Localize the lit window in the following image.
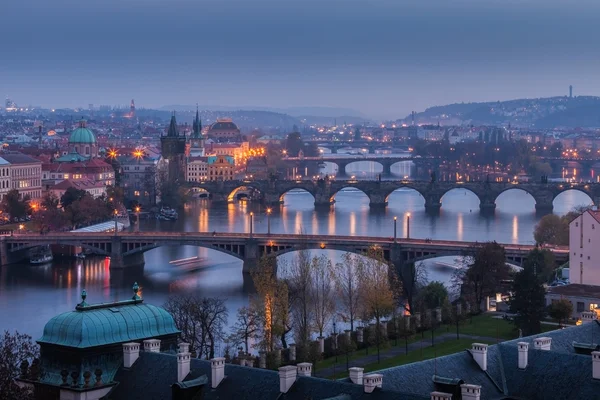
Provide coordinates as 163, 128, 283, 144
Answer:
134, 191, 140, 196
591, 304, 598, 311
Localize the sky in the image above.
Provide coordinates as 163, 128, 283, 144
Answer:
1, 0, 600, 119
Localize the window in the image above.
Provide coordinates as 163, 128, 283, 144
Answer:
577, 302, 585, 312
134, 191, 140, 196
576, 222, 579, 227
590, 304, 598, 311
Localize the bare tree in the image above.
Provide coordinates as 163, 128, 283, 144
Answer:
230, 306, 260, 354
397, 261, 428, 315
284, 250, 314, 346
0, 331, 39, 400
311, 255, 336, 339
334, 253, 362, 331
163, 295, 228, 359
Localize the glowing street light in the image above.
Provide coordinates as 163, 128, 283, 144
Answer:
266, 208, 272, 235
135, 206, 141, 232
406, 213, 411, 239
393, 216, 397, 243
249, 212, 254, 238
113, 209, 119, 235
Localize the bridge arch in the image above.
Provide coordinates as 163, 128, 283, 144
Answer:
227, 185, 262, 202
493, 187, 539, 212
439, 187, 483, 210
278, 187, 317, 203
328, 185, 370, 203
384, 185, 427, 203
342, 160, 384, 175
552, 187, 594, 211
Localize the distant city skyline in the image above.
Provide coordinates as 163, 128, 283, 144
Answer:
2, 0, 600, 119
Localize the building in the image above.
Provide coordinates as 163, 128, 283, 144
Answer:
187, 108, 205, 157
186, 156, 208, 182
160, 114, 187, 184
17, 291, 600, 400
118, 150, 164, 205
42, 159, 115, 188
56, 119, 99, 161
546, 284, 600, 318
208, 155, 235, 181
49, 179, 107, 200
568, 209, 600, 285
1, 152, 42, 200
206, 118, 241, 141
0, 157, 11, 201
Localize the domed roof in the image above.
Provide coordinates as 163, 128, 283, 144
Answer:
38, 291, 179, 349
209, 118, 239, 131
69, 120, 97, 144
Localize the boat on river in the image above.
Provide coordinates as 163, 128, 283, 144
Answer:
30, 245, 53, 265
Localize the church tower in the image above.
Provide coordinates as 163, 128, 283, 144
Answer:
161, 113, 187, 184
188, 106, 205, 157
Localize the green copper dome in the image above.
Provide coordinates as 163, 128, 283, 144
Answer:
69, 120, 97, 144
38, 297, 180, 349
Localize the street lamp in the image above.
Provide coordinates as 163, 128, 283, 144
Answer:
393, 216, 397, 243
406, 213, 411, 239
135, 206, 141, 232
249, 212, 254, 238
113, 209, 119, 235
266, 208, 272, 235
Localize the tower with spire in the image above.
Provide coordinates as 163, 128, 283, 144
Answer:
161, 113, 187, 184
188, 106, 205, 157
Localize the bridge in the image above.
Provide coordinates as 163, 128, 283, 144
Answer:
0, 232, 568, 272
280, 155, 433, 176
187, 179, 600, 213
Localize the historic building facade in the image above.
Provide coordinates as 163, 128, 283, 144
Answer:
160, 114, 186, 184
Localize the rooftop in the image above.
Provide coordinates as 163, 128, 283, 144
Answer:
0, 152, 42, 164
547, 283, 600, 298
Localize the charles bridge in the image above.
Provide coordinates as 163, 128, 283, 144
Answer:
0, 232, 568, 271
186, 179, 600, 213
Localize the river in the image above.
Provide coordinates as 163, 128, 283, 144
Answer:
0, 166, 593, 342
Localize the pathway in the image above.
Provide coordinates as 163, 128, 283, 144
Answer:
314, 333, 500, 378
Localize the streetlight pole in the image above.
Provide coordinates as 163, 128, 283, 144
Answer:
393, 216, 397, 242
135, 206, 141, 233
406, 213, 411, 239
113, 209, 118, 236
249, 212, 254, 238
266, 208, 272, 235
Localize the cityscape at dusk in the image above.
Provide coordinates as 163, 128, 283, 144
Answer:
2, 1, 600, 400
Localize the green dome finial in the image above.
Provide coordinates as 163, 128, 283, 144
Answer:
77, 289, 89, 308
132, 282, 141, 301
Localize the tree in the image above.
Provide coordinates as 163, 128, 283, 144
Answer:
285, 132, 304, 157
285, 250, 314, 346
0, 331, 39, 400
60, 187, 87, 209
356, 247, 401, 362
510, 254, 547, 335
1, 190, 31, 220
230, 306, 260, 354
524, 247, 556, 283
397, 261, 428, 314
417, 281, 449, 310
334, 253, 362, 331
548, 299, 573, 328
163, 295, 228, 359
354, 126, 361, 141
40, 192, 59, 209
455, 242, 509, 313
311, 255, 335, 339
534, 214, 568, 246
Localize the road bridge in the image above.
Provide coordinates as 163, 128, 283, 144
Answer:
280, 155, 435, 176
186, 179, 600, 213
0, 232, 567, 272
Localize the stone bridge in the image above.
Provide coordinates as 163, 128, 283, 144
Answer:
281, 156, 436, 176
185, 179, 600, 213
0, 232, 567, 272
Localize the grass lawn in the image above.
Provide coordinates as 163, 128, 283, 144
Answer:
328, 338, 495, 379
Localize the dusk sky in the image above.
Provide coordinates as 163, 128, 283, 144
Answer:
2, 0, 600, 119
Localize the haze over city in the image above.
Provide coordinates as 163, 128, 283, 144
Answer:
3, 0, 600, 118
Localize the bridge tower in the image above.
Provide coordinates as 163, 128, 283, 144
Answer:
161, 113, 187, 185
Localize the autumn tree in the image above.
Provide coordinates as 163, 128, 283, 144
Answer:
60, 187, 87, 209
229, 306, 260, 354
311, 255, 336, 339
534, 214, 569, 246
1, 190, 31, 220
397, 261, 428, 315
334, 253, 362, 331
455, 242, 509, 313
416, 281, 449, 311
356, 247, 401, 362
284, 250, 314, 346
0, 331, 39, 400
548, 299, 573, 328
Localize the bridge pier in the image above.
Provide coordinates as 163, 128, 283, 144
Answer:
263, 192, 283, 207
242, 238, 260, 275
381, 162, 392, 177
535, 203, 554, 215
368, 192, 388, 209
479, 201, 496, 213
110, 252, 145, 269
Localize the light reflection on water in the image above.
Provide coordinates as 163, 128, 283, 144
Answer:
0, 187, 592, 338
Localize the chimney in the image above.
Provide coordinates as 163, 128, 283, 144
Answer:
143, 339, 161, 353
517, 342, 529, 369
581, 311, 597, 324
363, 374, 383, 393
278, 365, 297, 393
431, 392, 453, 400
533, 337, 552, 351
471, 343, 488, 371
461, 384, 481, 400
297, 362, 312, 377
177, 345, 191, 383
592, 351, 600, 379
211, 357, 226, 388
349, 367, 364, 385
122, 342, 140, 368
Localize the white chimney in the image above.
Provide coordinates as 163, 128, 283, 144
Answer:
431, 391, 453, 400
122, 342, 140, 368
592, 351, 600, 379
143, 339, 161, 353
278, 365, 297, 393
363, 374, 383, 393
517, 342, 529, 369
211, 357, 226, 388
177, 347, 191, 383
461, 384, 481, 400
297, 362, 312, 377
582, 311, 597, 324
533, 337, 552, 351
471, 343, 488, 371
349, 367, 364, 385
